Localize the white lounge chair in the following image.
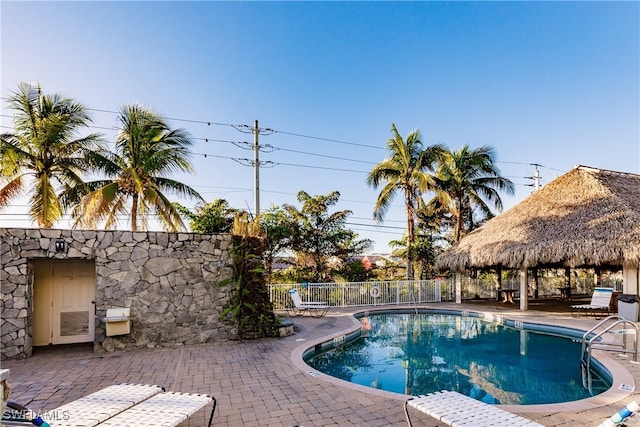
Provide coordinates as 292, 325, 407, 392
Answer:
288, 289, 330, 318
404, 390, 544, 426
51, 383, 215, 427
571, 287, 614, 319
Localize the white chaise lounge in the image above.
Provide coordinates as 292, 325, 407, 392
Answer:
288, 289, 330, 318
404, 390, 544, 427
571, 287, 614, 319
51, 383, 215, 427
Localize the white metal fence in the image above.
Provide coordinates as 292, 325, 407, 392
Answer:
267, 280, 443, 310
267, 272, 622, 310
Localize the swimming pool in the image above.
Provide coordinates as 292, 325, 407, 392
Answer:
304, 311, 612, 405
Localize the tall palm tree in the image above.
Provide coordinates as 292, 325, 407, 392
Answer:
0, 82, 103, 227
427, 144, 515, 242
71, 104, 204, 231
367, 123, 446, 280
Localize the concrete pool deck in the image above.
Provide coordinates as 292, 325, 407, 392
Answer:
3, 301, 640, 426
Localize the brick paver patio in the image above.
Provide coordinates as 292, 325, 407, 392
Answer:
4, 302, 640, 426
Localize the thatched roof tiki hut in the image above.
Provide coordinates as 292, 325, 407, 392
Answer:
436, 165, 640, 310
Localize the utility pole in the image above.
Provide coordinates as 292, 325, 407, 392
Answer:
253, 120, 260, 217
525, 163, 542, 191
232, 120, 273, 218
532, 163, 541, 190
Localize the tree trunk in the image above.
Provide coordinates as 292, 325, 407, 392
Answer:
405, 191, 414, 281
454, 198, 464, 242
131, 194, 138, 231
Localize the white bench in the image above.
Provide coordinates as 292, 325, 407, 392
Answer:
404, 390, 543, 427
52, 383, 215, 427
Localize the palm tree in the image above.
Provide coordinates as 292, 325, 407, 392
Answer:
71, 104, 204, 231
283, 190, 372, 281
390, 207, 448, 279
0, 82, 103, 227
427, 144, 515, 242
367, 123, 446, 280
175, 199, 238, 233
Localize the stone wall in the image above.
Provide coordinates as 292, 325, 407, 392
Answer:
0, 228, 235, 360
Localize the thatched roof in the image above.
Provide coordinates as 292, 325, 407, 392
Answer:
436, 165, 640, 271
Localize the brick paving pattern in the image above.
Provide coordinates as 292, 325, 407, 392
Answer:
4, 302, 640, 426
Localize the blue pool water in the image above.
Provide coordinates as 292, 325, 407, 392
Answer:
305, 312, 611, 405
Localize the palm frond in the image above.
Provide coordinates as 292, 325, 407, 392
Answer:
144, 187, 187, 232
0, 176, 25, 208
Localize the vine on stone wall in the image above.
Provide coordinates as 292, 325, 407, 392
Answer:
220, 235, 278, 339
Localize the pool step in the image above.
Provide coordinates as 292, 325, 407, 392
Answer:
581, 360, 610, 393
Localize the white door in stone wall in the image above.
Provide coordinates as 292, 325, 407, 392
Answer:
52, 261, 96, 344
33, 260, 96, 345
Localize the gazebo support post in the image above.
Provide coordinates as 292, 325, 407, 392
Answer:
519, 267, 528, 311
496, 266, 502, 301
623, 263, 639, 295
455, 271, 462, 304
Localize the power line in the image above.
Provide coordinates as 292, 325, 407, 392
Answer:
2, 104, 385, 150
274, 162, 367, 174
193, 137, 250, 146
350, 227, 403, 236
0, 212, 409, 233
273, 146, 377, 165
3, 106, 568, 217
350, 215, 405, 223
187, 151, 234, 161
346, 221, 406, 230
85, 107, 241, 129
273, 129, 384, 150
2, 108, 567, 176
496, 160, 529, 166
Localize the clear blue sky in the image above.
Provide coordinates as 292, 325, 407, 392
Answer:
1, 1, 639, 253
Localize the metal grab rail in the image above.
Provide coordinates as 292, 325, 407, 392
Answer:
580, 315, 637, 393
581, 315, 638, 372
